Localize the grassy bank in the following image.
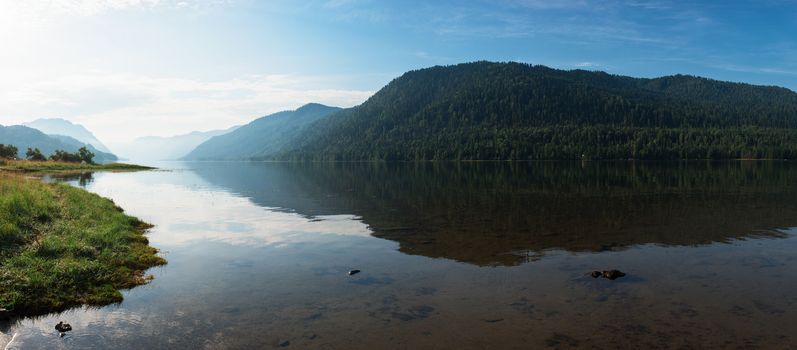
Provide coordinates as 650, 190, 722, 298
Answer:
0, 173, 165, 316
0, 160, 154, 173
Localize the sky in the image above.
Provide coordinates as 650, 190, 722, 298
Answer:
0, 0, 796, 144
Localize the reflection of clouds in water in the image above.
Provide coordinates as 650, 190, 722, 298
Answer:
83, 172, 371, 247
0, 331, 14, 350
4, 306, 144, 349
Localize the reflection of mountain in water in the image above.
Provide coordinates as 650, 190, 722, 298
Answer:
189, 161, 797, 266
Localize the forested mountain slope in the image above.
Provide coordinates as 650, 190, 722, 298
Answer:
283, 62, 797, 160
183, 103, 341, 160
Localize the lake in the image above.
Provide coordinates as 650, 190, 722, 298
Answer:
2, 161, 797, 349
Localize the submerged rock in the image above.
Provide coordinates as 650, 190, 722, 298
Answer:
348, 269, 361, 276
0, 308, 10, 320
588, 269, 627, 280
601, 270, 626, 280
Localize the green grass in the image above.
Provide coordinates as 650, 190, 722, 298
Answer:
0, 173, 166, 316
0, 160, 154, 173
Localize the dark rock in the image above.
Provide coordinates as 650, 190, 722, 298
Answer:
55, 321, 72, 333
348, 269, 361, 276
602, 270, 626, 280
0, 308, 9, 320
590, 271, 602, 278
409, 305, 435, 318
279, 339, 290, 347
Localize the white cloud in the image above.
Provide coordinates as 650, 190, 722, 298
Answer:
0, 0, 206, 48
323, 0, 360, 8
0, 72, 374, 143
716, 64, 797, 77
574, 62, 600, 68
510, 0, 591, 9
0, 0, 148, 32
0, 0, 374, 144
0, 0, 188, 18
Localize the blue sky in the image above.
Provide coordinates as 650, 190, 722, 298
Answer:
0, 0, 795, 142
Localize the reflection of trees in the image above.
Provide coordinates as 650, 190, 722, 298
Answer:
192, 161, 797, 266
50, 172, 95, 187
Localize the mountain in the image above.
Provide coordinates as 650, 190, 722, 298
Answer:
0, 125, 118, 162
22, 118, 113, 154
281, 62, 797, 160
182, 103, 341, 160
111, 126, 239, 161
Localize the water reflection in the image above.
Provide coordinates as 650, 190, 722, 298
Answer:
190, 161, 797, 265
82, 171, 372, 247
41, 172, 95, 187
3, 161, 797, 349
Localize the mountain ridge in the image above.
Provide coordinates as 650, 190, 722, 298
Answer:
0, 124, 118, 162
110, 126, 240, 161
182, 103, 341, 160
188, 61, 797, 161
22, 118, 114, 154
283, 62, 797, 160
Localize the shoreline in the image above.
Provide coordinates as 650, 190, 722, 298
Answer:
0, 164, 165, 318
0, 160, 154, 174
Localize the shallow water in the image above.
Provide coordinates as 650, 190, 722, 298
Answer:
3, 161, 797, 349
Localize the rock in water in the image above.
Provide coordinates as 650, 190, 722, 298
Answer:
348, 269, 361, 276
0, 308, 10, 320
602, 270, 626, 280
590, 271, 602, 278
55, 321, 72, 333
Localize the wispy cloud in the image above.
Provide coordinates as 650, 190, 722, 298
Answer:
408, 1, 679, 45
508, 0, 591, 9
624, 0, 671, 10
574, 62, 600, 68
0, 0, 187, 23
323, 0, 362, 8
0, 0, 224, 39
715, 64, 797, 77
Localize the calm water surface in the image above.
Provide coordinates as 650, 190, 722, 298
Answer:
2, 161, 797, 349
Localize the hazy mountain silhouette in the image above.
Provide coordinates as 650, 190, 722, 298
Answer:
182, 103, 341, 160
111, 126, 239, 161
23, 118, 113, 154
0, 124, 117, 162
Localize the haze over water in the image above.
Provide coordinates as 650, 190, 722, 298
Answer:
3, 161, 797, 349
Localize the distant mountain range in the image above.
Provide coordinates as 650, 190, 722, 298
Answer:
0, 125, 118, 162
4, 116, 239, 162
22, 118, 113, 154
186, 61, 797, 161
111, 126, 239, 161
182, 103, 340, 160
8, 62, 797, 162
